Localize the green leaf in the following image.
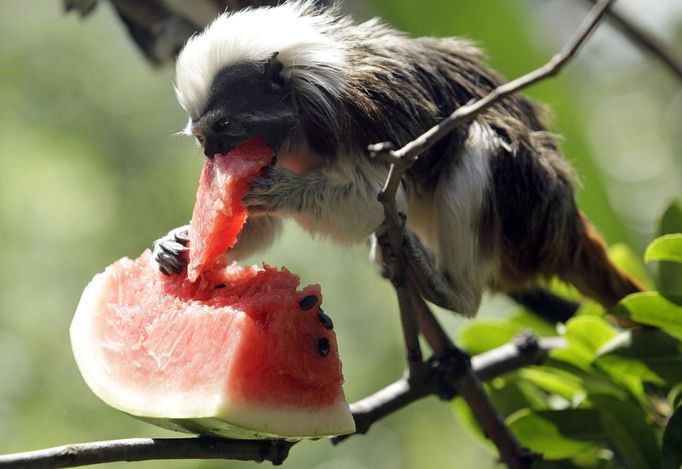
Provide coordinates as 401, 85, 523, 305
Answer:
540, 277, 583, 303
662, 404, 682, 469
596, 328, 682, 388
542, 358, 630, 400
457, 322, 520, 355
659, 201, 682, 235
507, 408, 602, 460
657, 201, 682, 297
509, 309, 558, 337
591, 394, 661, 469
669, 384, 682, 410
596, 353, 660, 403
452, 377, 549, 454
552, 316, 618, 370
489, 377, 550, 416
565, 316, 619, 354
519, 366, 586, 403
609, 243, 655, 290
611, 292, 682, 340
598, 327, 681, 358
575, 300, 606, 318
452, 396, 494, 452
646, 234, 682, 264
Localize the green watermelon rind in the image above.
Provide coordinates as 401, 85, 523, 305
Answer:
70, 256, 356, 441
137, 403, 354, 441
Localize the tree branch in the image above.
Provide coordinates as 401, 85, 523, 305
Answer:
375, 212, 426, 384
0, 334, 565, 468
0, 437, 294, 469
334, 334, 565, 443
577, 0, 682, 80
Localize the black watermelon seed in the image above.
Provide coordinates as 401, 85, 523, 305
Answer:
317, 311, 333, 330
214, 284, 226, 289
299, 295, 318, 310
318, 337, 330, 357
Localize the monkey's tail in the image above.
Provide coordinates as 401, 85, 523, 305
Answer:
561, 212, 645, 310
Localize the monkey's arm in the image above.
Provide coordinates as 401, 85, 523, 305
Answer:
243, 165, 393, 244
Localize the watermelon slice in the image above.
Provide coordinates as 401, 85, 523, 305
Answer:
187, 138, 274, 281
70, 250, 355, 439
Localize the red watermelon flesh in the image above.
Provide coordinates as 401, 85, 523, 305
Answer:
187, 139, 274, 281
70, 250, 355, 439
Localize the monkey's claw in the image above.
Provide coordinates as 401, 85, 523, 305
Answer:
153, 225, 189, 275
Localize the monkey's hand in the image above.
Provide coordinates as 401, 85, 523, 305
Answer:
153, 225, 189, 275
242, 165, 298, 215
244, 165, 388, 245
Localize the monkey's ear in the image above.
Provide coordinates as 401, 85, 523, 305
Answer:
264, 52, 287, 91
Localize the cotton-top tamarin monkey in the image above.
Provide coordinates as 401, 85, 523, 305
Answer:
154, 1, 643, 317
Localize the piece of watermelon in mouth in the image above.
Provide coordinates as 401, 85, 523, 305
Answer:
187, 138, 274, 282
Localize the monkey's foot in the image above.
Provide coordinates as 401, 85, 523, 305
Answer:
153, 225, 189, 275
403, 229, 480, 316
427, 347, 472, 400
375, 224, 478, 316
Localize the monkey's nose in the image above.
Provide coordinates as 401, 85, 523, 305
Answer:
203, 139, 228, 158
203, 144, 222, 159
203, 136, 244, 158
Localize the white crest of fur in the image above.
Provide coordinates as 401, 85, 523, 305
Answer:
175, 1, 347, 121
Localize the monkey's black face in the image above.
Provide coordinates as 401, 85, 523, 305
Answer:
191, 56, 297, 158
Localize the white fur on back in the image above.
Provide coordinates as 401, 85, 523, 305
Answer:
175, 1, 347, 120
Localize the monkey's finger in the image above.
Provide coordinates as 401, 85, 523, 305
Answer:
158, 240, 189, 256
155, 250, 187, 276
172, 225, 190, 244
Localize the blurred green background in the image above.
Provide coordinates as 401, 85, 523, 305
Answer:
0, 0, 680, 468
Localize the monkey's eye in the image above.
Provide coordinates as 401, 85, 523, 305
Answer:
213, 120, 230, 132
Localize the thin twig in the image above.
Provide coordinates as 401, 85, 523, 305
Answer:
375, 171, 426, 384
0, 437, 294, 469
577, 0, 682, 80
373, 0, 617, 166
411, 287, 455, 352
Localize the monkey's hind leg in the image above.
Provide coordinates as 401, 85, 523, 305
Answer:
374, 226, 481, 317
561, 213, 645, 309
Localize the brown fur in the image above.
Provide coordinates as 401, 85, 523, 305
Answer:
561, 213, 645, 308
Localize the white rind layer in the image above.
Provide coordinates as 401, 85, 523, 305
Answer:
70, 262, 355, 439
